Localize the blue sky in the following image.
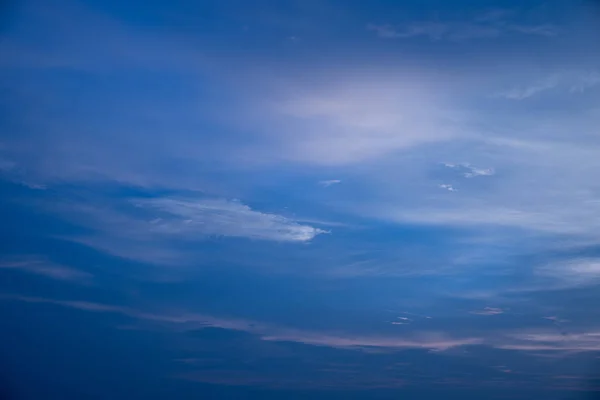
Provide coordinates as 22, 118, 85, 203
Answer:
1, 0, 600, 398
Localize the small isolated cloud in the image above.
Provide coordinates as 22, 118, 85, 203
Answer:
443, 163, 494, 178
439, 184, 457, 192
319, 179, 341, 187
464, 168, 494, 178
493, 365, 513, 373
470, 307, 504, 316
543, 316, 568, 324
0, 257, 92, 282
135, 197, 326, 242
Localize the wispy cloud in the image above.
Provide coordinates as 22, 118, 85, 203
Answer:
569, 72, 600, 93
470, 307, 505, 316
367, 15, 558, 42
134, 197, 326, 242
242, 73, 462, 167
439, 184, 457, 192
260, 331, 481, 351
318, 179, 341, 187
367, 22, 500, 41
0, 257, 91, 282
443, 163, 495, 178
2, 294, 481, 352
11, 293, 600, 355
536, 258, 600, 288
500, 331, 600, 352
43, 195, 328, 266
507, 24, 558, 37
494, 71, 600, 100
494, 77, 559, 100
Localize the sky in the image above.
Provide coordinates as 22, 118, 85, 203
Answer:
1, 0, 600, 398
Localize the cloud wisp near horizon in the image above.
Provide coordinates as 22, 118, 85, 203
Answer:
1, 0, 600, 398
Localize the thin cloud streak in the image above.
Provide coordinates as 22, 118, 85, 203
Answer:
134, 197, 326, 242
41, 194, 327, 265
494, 71, 600, 99
470, 307, 505, 316
319, 179, 341, 187
7, 294, 600, 354
367, 17, 558, 41
0, 257, 92, 282
1, 294, 481, 352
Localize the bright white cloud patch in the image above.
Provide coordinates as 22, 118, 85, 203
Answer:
439, 184, 457, 192
443, 163, 495, 178
135, 198, 326, 242
319, 179, 341, 187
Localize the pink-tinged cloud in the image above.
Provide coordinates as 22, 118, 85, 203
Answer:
8, 294, 600, 355
1, 294, 480, 352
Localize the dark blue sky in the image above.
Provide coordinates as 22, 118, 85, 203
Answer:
1, 0, 600, 399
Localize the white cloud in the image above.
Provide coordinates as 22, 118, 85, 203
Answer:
10, 294, 600, 354
244, 75, 462, 167
43, 195, 327, 265
495, 71, 600, 99
367, 17, 558, 42
353, 127, 600, 242
0, 257, 91, 282
569, 71, 600, 93
494, 78, 559, 100
470, 307, 504, 316
443, 163, 495, 178
367, 22, 496, 41
464, 168, 494, 178
319, 179, 341, 187
3, 294, 481, 351
500, 331, 600, 352
260, 331, 481, 351
1, 0, 599, 289
134, 197, 326, 242
391, 317, 412, 325
439, 184, 457, 192
536, 258, 600, 287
